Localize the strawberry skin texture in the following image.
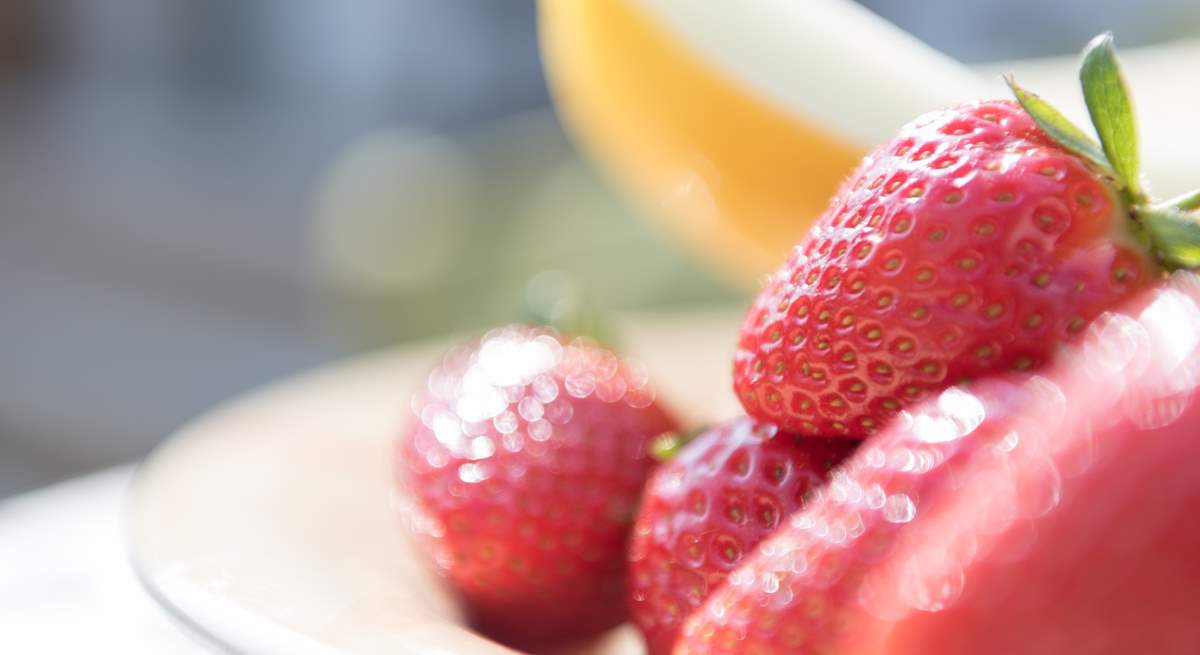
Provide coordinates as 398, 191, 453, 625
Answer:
681, 274, 1200, 655
735, 99, 1157, 438
628, 418, 858, 655
395, 324, 678, 650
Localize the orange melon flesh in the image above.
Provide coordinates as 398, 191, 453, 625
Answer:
539, 0, 865, 281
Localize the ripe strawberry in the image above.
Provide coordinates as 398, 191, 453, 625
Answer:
680, 273, 1200, 655
395, 324, 677, 650
734, 34, 1200, 438
627, 418, 859, 655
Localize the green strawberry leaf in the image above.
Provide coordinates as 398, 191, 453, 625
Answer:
1080, 33, 1144, 201
649, 432, 685, 461
1139, 207, 1200, 270
1005, 75, 1114, 177
1156, 188, 1200, 213
649, 426, 707, 461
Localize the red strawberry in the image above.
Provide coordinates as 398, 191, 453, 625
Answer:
395, 324, 677, 650
628, 418, 859, 655
734, 34, 1200, 438
680, 273, 1200, 655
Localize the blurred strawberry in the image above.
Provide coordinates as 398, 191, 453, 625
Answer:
628, 418, 857, 655
735, 34, 1200, 438
396, 323, 677, 650
680, 273, 1200, 655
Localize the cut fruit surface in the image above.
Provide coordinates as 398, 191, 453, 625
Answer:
680, 273, 1200, 654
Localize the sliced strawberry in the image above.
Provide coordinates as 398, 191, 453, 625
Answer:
628, 418, 858, 655
680, 273, 1200, 655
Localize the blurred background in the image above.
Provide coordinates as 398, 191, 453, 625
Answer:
2, 0, 1199, 498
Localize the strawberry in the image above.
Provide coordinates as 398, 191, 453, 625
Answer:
734, 33, 1200, 438
679, 272, 1200, 655
395, 324, 677, 650
627, 418, 859, 655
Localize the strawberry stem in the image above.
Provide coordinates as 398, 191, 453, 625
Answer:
520, 271, 618, 345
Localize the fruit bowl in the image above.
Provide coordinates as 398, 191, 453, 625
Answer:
126, 309, 742, 654
127, 280, 1200, 654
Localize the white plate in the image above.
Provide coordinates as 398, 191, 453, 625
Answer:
127, 309, 742, 655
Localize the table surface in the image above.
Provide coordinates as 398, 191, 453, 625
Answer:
0, 466, 209, 653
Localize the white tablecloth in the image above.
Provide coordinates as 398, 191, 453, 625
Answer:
0, 467, 208, 653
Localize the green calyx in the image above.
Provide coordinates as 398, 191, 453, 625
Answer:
519, 270, 618, 346
1006, 32, 1200, 271
649, 426, 708, 462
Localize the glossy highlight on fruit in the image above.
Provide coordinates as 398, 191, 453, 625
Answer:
396, 324, 677, 650
735, 98, 1157, 438
683, 273, 1200, 655
627, 418, 858, 655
